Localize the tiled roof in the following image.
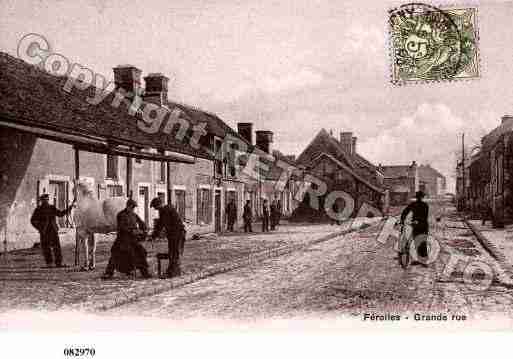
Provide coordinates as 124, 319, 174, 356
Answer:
309, 153, 384, 193
296, 129, 355, 168
482, 118, 513, 152
0, 52, 246, 159
296, 128, 382, 185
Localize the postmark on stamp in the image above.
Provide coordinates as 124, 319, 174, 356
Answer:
389, 3, 479, 85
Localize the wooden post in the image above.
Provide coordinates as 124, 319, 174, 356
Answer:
126, 156, 133, 199
74, 147, 80, 267
167, 161, 172, 205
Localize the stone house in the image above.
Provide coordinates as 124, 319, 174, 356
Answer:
379, 162, 419, 206
293, 129, 386, 220
476, 115, 513, 227
417, 164, 446, 197
0, 51, 298, 248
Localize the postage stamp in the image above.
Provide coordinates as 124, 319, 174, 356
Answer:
389, 3, 479, 85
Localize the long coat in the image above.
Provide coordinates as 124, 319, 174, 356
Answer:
110, 208, 148, 275
30, 204, 70, 240
151, 205, 186, 276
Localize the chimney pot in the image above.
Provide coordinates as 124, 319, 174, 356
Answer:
256, 130, 274, 154
143, 73, 170, 106
340, 132, 353, 155
237, 122, 253, 145
502, 115, 513, 124
113, 65, 142, 95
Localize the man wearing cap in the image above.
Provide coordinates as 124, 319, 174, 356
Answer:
31, 194, 75, 267
400, 191, 430, 260
150, 197, 186, 278
102, 199, 152, 279
243, 200, 253, 233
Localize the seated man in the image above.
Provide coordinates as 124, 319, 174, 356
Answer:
102, 199, 152, 279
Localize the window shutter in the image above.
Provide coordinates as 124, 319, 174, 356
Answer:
207, 189, 212, 224
196, 188, 201, 224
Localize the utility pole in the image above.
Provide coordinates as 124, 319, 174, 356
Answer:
462, 133, 465, 210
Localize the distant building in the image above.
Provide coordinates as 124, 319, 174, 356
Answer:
418, 164, 447, 197
293, 129, 386, 220
379, 162, 418, 206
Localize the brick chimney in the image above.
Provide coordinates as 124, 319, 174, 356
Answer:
143, 73, 169, 106
256, 130, 274, 154
237, 122, 253, 145
113, 65, 142, 95
352, 136, 357, 155
501, 115, 513, 125
340, 132, 353, 155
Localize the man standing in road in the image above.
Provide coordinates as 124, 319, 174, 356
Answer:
150, 197, 186, 278
262, 199, 270, 232
30, 193, 74, 268
243, 200, 253, 233
400, 191, 429, 259
225, 198, 237, 232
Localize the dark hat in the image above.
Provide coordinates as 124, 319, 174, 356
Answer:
39, 193, 49, 200
415, 191, 425, 199
150, 197, 162, 208
126, 198, 138, 208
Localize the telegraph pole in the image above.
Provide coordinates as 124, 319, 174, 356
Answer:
462, 133, 465, 210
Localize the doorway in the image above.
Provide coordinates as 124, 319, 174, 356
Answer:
214, 189, 222, 232
138, 185, 149, 225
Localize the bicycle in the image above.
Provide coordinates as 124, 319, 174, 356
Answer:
397, 219, 418, 269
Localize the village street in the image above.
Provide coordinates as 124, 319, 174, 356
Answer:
102, 202, 513, 325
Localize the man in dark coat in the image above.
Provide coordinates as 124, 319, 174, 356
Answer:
102, 199, 152, 279
481, 201, 493, 226
225, 198, 237, 232
243, 200, 253, 233
30, 194, 74, 267
270, 200, 278, 230
150, 197, 186, 278
400, 191, 429, 259
262, 199, 270, 232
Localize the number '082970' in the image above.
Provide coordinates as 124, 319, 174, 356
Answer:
63, 348, 95, 357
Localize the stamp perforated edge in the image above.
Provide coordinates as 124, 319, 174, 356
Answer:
387, 1, 481, 86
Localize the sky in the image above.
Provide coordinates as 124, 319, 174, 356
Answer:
1, 0, 512, 192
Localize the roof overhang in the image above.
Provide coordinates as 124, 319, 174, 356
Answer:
0, 118, 196, 164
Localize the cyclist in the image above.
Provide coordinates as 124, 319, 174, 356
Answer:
400, 191, 429, 260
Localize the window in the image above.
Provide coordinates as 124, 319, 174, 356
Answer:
107, 184, 123, 197
214, 137, 224, 177
226, 190, 238, 212
106, 155, 118, 179
159, 161, 166, 182
197, 188, 212, 224
496, 155, 503, 194
174, 189, 186, 220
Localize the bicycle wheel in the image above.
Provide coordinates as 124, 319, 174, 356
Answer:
399, 249, 410, 269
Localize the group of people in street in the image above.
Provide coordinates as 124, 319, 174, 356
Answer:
31, 194, 186, 280
101, 196, 186, 279
241, 199, 282, 233
31, 192, 283, 279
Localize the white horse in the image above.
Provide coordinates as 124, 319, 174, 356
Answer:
73, 180, 126, 270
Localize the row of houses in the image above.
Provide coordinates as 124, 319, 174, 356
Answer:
0, 50, 448, 244
0, 52, 302, 242
457, 115, 513, 228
